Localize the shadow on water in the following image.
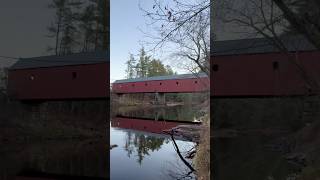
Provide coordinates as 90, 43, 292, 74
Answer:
0, 99, 109, 180
0, 139, 108, 180
213, 136, 300, 180
110, 105, 200, 180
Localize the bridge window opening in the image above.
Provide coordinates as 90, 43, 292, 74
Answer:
72, 72, 77, 79
213, 64, 219, 72
145, 83, 148, 86
273, 61, 279, 70
160, 82, 162, 85
176, 81, 179, 85
29, 75, 35, 80
195, 81, 198, 84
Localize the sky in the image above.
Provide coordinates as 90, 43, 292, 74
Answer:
110, 0, 186, 83
0, 0, 54, 68
0, 0, 187, 80
0, 0, 54, 56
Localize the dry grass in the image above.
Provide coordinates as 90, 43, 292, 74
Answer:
194, 115, 210, 180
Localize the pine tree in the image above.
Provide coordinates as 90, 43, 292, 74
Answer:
136, 48, 151, 78
125, 54, 136, 79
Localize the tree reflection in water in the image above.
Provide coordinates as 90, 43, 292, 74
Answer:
161, 156, 195, 180
124, 131, 169, 164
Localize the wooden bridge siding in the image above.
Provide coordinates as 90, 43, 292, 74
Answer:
211, 51, 320, 96
8, 63, 109, 100
112, 77, 209, 93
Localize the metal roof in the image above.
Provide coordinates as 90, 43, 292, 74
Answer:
212, 35, 317, 56
10, 51, 109, 70
113, 73, 208, 84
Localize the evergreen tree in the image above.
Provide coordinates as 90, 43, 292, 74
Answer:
125, 47, 176, 78
148, 59, 167, 77
136, 48, 151, 78
125, 54, 136, 79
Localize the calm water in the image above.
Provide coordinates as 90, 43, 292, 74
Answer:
213, 136, 300, 180
110, 105, 200, 180
0, 139, 108, 180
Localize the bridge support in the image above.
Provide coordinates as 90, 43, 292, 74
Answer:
155, 92, 166, 105
116, 93, 124, 104
155, 108, 165, 120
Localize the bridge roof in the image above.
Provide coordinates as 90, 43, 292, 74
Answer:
113, 73, 208, 84
10, 51, 109, 70
212, 35, 316, 56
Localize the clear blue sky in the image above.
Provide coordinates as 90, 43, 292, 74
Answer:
110, 0, 185, 83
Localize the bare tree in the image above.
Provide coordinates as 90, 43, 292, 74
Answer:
140, 0, 210, 75
272, 0, 320, 49
214, 0, 319, 91
47, 0, 68, 55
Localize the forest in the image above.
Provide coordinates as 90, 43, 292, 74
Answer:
46, 0, 109, 55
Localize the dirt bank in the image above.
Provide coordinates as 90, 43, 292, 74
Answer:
194, 115, 210, 180
287, 120, 320, 179
0, 95, 108, 142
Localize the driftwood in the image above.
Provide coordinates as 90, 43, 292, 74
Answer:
110, 144, 118, 150
163, 126, 198, 173
163, 125, 204, 143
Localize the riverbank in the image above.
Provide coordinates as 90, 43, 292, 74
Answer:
0, 139, 108, 179
0, 94, 108, 142
211, 120, 320, 180
165, 99, 210, 179
194, 115, 210, 180
285, 120, 320, 179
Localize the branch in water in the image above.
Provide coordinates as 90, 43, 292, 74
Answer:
164, 130, 196, 172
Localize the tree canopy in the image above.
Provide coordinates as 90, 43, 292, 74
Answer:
46, 0, 109, 55
125, 47, 175, 79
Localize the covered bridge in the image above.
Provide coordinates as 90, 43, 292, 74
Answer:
8, 52, 109, 100
211, 35, 320, 97
112, 73, 209, 94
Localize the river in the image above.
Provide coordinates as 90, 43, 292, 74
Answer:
110, 105, 202, 180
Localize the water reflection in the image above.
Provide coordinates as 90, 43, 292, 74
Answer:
0, 99, 109, 180
213, 136, 299, 180
115, 105, 204, 122
124, 131, 167, 164
0, 139, 108, 180
110, 105, 198, 180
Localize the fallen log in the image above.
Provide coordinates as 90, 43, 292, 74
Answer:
163, 124, 204, 143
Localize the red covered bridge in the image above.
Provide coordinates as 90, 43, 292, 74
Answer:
211, 36, 320, 97
8, 52, 109, 100
112, 73, 209, 94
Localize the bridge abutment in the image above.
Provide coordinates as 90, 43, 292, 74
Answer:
155, 92, 166, 105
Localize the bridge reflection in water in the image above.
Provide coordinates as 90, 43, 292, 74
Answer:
112, 116, 199, 135
110, 106, 199, 180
